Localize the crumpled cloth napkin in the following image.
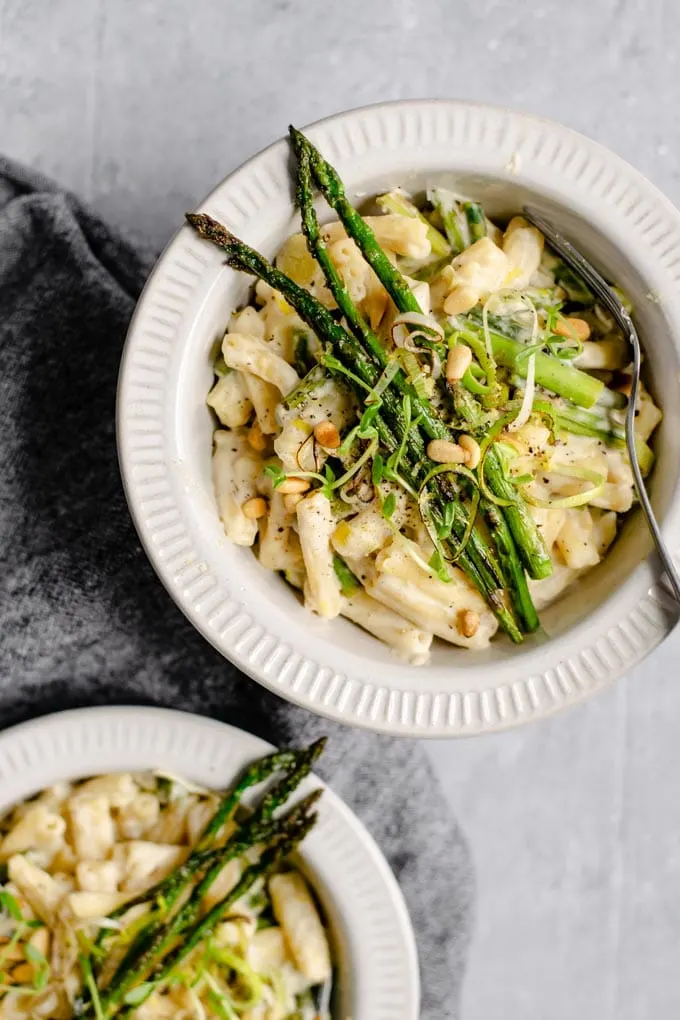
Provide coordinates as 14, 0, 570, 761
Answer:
0, 157, 474, 1019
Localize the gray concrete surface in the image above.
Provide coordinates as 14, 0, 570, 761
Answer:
2, 1, 680, 1017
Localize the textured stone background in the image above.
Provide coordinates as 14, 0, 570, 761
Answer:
2, 1, 680, 1017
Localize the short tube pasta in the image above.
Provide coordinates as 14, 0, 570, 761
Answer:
342, 590, 433, 663
212, 429, 263, 547
244, 373, 280, 435
223, 332, 300, 395
258, 492, 304, 574
269, 871, 332, 985
207, 370, 254, 428
296, 493, 343, 619
369, 540, 498, 649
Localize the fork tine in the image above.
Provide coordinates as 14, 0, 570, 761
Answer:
523, 206, 680, 604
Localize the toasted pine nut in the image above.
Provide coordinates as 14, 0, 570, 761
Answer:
459, 434, 481, 469
10, 962, 33, 984
554, 316, 591, 342
458, 609, 480, 638
247, 422, 267, 452
446, 345, 473, 383
283, 492, 305, 513
313, 420, 341, 449
0, 937, 23, 962
427, 439, 467, 464
242, 496, 268, 520
277, 477, 311, 495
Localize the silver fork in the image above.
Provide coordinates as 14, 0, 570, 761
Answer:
523, 206, 680, 604
313, 974, 333, 1019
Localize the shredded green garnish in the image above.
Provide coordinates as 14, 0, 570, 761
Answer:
264, 463, 287, 488
123, 982, 158, 1006
320, 353, 372, 393
24, 942, 50, 990
333, 555, 360, 596
213, 353, 230, 378
0, 928, 25, 974
0, 890, 23, 923
381, 492, 397, 520
79, 953, 105, 1020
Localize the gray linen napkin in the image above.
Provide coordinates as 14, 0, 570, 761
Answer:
0, 158, 474, 1019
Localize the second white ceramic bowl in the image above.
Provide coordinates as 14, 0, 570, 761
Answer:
0, 707, 419, 1019
118, 100, 680, 736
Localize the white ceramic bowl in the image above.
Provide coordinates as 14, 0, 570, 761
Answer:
118, 100, 680, 736
0, 706, 419, 1020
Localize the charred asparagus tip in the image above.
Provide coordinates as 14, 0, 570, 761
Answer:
296, 787, 324, 812
185, 211, 236, 248
308, 735, 328, 758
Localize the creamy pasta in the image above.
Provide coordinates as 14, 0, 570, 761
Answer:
0, 754, 332, 1020
194, 131, 662, 661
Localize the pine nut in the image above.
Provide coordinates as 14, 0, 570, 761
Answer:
241, 496, 268, 519
459, 434, 481, 469
446, 344, 473, 383
247, 422, 267, 452
427, 439, 466, 464
10, 962, 33, 984
554, 316, 591, 342
313, 420, 341, 449
277, 477, 311, 495
283, 492, 305, 513
0, 937, 23, 962
458, 609, 480, 638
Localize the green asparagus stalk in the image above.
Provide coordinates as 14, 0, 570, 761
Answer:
453, 384, 551, 585
595, 386, 627, 410
195, 742, 323, 853
289, 128, 550, 585
292, 135, 446, 446
508, 374, 654, 471
187, 212, 523, 641
109, 744, 323, 966
461, 324, 604, 408
254, 740, 325, 820
292, 330, 315, 376
484, 459, 552, 580
554, 405, 623, 445
376, 189, 451, 257
111, 746, 310, 930
429, 189, 466, 254
283, 365, 327, 409
289, 127, 422, 317
409, 255, 453, 282
556, 408, 654, 474
186, 213, 406, 438
553, 259, 595, 305
96, 797, 320, 1018
484, 505, 540, 632
288, 145, 533, 633
76, 744, 325, 1016
290, 147, 534, 624
116, 815, 317, 1019
463, 201, 487, 242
